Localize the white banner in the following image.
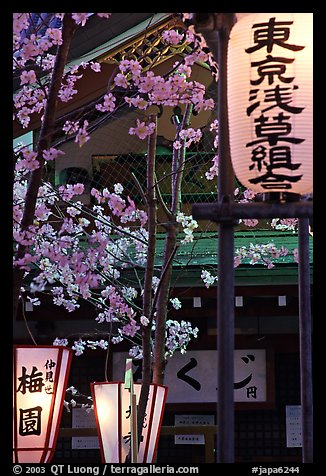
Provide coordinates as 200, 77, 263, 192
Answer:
112, 349, 266, 403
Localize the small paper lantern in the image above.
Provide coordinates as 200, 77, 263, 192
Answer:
13, 345, 72, 463
227, 13, 313, 194
91, 382, 168, 463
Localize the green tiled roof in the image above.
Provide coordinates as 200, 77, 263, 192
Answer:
157, 229, 312, 266
153, 229, 313, 286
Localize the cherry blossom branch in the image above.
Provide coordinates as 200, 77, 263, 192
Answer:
172, 104, 193, 213
45, 186, 148, 246
13, 13, 78, 320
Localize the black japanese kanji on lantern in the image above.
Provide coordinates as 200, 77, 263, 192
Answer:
227, 13, 313, 194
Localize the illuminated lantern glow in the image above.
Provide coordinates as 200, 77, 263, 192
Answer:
13, 345, 72, 463
91, 382, 168, 463
227, 13, 313, 194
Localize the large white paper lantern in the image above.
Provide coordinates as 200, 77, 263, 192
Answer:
227, 13, 313, 194
91, 381, 168, 463
13, 345, 73, 463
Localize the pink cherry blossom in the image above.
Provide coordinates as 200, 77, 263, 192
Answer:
129, 119, 156, 140
162, 29, 183, 45
97, 13, 111, 19
173, 62, 192, 78
205, 155, 219, 180
38, 36, 52, 53
119, 59, 131, 72
34, 203, 52, 221
71, 13, 91, 26
124, 95, 148, 110
122, 319, 140, 337
58, 83, 78, 102
242, 219, 259, 227
173, 140, 182, 150
13, 13, 29, 35
13, 253, 37, 270
138, 71, 156, 93
95, 93, 116, 112
62, 120, 80, 135
243, 189, 257, 200
40, 54, 56, 71
21, 35, 40, 60
90, 62, 101, 72
15, 148, 40, 172
90, 188, 103, 203
16, 106, 32, 128
75, 120, 90, 147
46, 28, 63, 45
128, 59, 142, 78
58, 184, 82, 201
20, 70, 37, 85
107, 193, 126, 216
73, 183, 85, 195
114, 73, 129, 88
42, 147, 65, 161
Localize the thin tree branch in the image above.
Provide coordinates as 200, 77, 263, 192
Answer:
131, 171, 148, 208
150, 243, 179, 320
154, 172, 172, 220
21, 295, 37, 345
137, 114, 157, 452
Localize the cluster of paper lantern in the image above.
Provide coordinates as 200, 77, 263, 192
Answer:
13, 346, 167, 463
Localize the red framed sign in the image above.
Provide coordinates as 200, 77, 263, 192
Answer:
13, 345, 72, 463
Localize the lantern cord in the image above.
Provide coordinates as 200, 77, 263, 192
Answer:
21, 295, 37, 345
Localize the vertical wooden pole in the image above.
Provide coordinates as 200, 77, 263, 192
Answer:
216, 14, 236, 463
298, 218, 313, 462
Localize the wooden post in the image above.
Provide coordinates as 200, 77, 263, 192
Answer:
215, 13, 237, 463
298, 218, 313, 462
